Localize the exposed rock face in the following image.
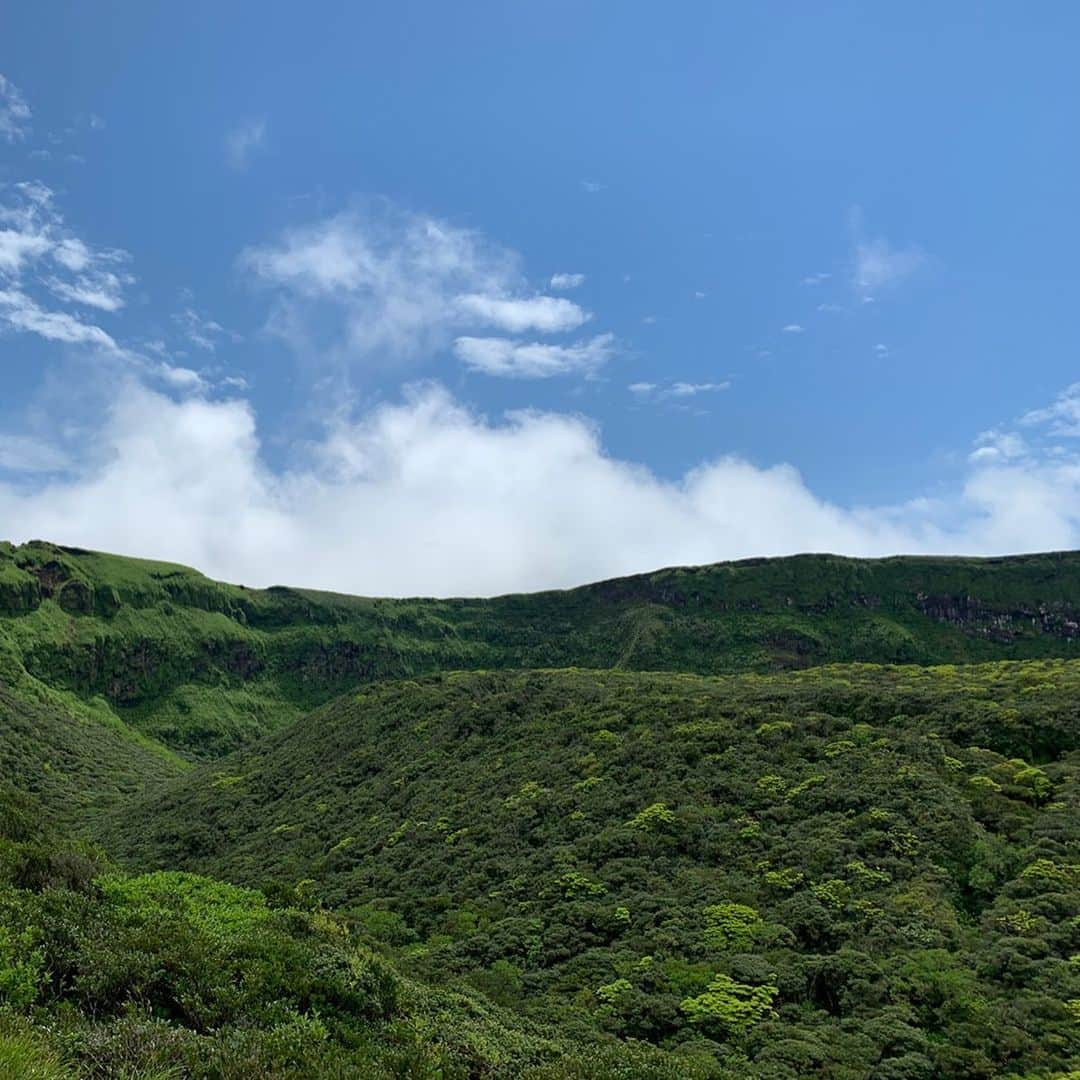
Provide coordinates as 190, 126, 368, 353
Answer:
30, 559, 71, 595
288, 641, 387, 684
916, 593, 1080, 643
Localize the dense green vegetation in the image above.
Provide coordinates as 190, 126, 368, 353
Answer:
3, 540, 1080, 1076
4, 540, 1080, 757
105, 663, 1080, 1078
0, 783, 703, 1078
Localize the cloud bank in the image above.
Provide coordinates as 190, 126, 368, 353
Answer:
3, 380, 1080, 597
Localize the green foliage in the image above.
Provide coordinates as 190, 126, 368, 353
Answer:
626, 802, 676, 831
680, 973, 777, 1034
555, 870, 607, 898
95, 660, 1080, 1076
0, 922, 42, 1009
702, 903, 762, 950
9, 540, 1080, 761
0, 814, 681, 1078
8, 542, 1080, 1075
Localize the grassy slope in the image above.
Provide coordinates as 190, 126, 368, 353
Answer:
4, 539, 1080, 758
0, 609, 185, 827
104, 661, 1080, 1078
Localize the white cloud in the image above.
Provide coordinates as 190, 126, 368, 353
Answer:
801, 272, 831, 286
631, 380, 730, 401
0, 75, 31, 142
173, 306, 230, 351
155, 364, 206, 392
854, 237, 923, 296
668, 381, 729, 397
782, 324, 804, 334
580, 180, 605, 193
51, 236, 93, 272
0, 288, 118, 349
453, 333, 615, 378
45, 271, 128, 312
848, 208, 924, 298
241, 205, 613, 375
694, 291, 705, 300
0, 228, 51, 274
225, 119, 267, 170
1020, 382, 1080, 437
0, 181, 210, 395
241, 205, 519, 364
550, 272, 585, 291
0, 182, 133, 341
6, 380, 1080, 597
969, 429, 1028, 465
455, 293, 589, 333
817, 303, 845, 314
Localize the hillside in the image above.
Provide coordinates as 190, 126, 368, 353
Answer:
0, 783, 703, 1080
4, 539, 1080, 757
106, 662, 1080, 1078
3, 541, 1080, 1077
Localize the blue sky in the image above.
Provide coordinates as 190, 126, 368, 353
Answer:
1, 2, 1079, 595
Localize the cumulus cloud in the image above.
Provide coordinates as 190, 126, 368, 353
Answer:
550, 272, 585, 290
453, 333, 615, 378
5, 380, 1080, 597
801, 272, 830, 286
225, 119, 267, 170
241, 204, 613, 375
782, 324, 804, 334
0, 75, 30, 141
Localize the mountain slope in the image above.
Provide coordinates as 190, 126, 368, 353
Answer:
5, 539, 1080, 758
0, 783, 708, 1080
6, 539, 1080, 1075
105, 662, 1080, 1078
